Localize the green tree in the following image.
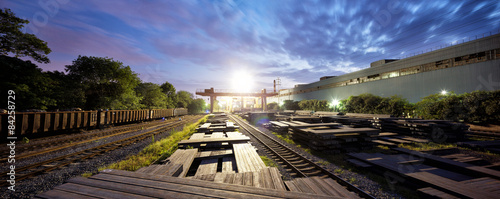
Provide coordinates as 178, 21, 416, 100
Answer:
45, 70, 86, 110
0, 55, 56, 110
267, 102, 279, 111
135, 82, 167, 109
160, 81, 177, 108
65, 56, 141, 110
176, 91, 193, 108
188, 98, 206, 114
283, 100, 300, 110
0, 8, 51, 63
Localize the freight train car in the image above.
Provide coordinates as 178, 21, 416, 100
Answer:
0, 108, 188, 137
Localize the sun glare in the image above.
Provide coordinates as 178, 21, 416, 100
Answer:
231, 71, 254, 93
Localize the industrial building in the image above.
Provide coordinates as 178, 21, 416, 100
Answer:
270, 33, 500, 104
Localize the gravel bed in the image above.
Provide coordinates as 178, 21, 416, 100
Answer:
236, 119, 404, 199
0, 117, 198, 199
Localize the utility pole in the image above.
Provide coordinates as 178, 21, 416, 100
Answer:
275, 77, 281, 108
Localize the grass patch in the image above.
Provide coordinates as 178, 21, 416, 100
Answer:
260, 156, 278, 167
272, 132, 297, 145
398, 142, 456, 151
100, 115, 208, 172
81, 172, 93, 178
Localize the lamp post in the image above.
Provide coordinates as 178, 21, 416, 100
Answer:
332, 99, 340, 112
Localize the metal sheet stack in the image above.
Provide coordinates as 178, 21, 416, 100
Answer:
287, 122, 380, 153
372, 118, 469, 142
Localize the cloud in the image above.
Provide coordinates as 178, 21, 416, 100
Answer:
5, 0, 500, 94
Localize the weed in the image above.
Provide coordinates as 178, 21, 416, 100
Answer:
260, 156, 278, 167
398, 142, 456, 151
317, 160, 329, 166
102, 116, 208, 171
334, 168, 344, 174
22, 137, 29, 143
81, 172, 93, 177
349, 177, 356, 184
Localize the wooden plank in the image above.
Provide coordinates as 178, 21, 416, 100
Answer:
418, 187, 460, 199
285, 180, 302, 192
98, 169, 338, 198
407, 172, 498, 198
164, 149, 198, 177
189, 133, 205, 140
233, 143, 266, 173
179, 137, 250, 145
36, 189, 98, 199
195, 158, 218, 176
222, 157, 236, 173
214, 172, 225, 183
54, 183, 154, 199
394, 147, 500, 180
268, 167, 286, 190
322, 178, 360, 198
293, 178, 315, 194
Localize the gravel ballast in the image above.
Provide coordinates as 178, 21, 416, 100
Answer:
1, 117, 199, 199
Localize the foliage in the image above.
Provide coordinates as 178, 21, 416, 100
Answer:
103, 116, 207, 171
176, 91, 193, 108
135, 82, 166, 109
414, 90, 500, 123
282, 100, 300, 110
298, 99, 330, 111
45, 71, 86, 110
267, 102, 279, 111
0, 55, 56, 110
65, 55, 141, 110
160, 81, 177, 108
260, 156, 278, 167
343, 93, 412, 117
0, 8, 51, 63
188, 98, 206, 114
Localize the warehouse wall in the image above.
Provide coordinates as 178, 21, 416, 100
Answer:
270, 58, 500, 104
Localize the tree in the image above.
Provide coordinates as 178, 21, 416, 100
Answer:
0, 8, 51, 63
188, 98, 206, 114
267, 102, 279, 111
65, 56, 141, 110
176, 91, 193, 108
135, 82, 167, 109
0, 55, 56, 110
283, 100, 300, 110
160, 81, 177, 108
45, 70, 86, 110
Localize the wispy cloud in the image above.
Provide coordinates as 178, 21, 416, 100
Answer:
5, 0, 500, 93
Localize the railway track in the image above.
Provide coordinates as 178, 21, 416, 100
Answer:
0, 115, 202, 186
229, 114, 375, 199
0, 118, 177, 162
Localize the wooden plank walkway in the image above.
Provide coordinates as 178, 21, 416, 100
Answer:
36, 169, 338, 199
136, 164, 183, 177
178, 137, 250, 148
162, 149, 198, 177
195, 158, 219, 177
285, 177, 360, 198
233, 143, 267, 173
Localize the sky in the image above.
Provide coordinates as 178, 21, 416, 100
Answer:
3, 0, 500, 95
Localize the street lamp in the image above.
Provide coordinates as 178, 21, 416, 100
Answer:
331, 99, 340, 112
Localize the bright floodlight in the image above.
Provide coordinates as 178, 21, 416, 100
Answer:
332, 99, 340, 106
231, 71, 254, 93
441, 90, 448, 95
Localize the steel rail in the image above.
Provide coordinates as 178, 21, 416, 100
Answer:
229, 114, 375, 199
0, 115, 202, 186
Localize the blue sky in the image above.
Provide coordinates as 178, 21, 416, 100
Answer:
3, 0, 500, 94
